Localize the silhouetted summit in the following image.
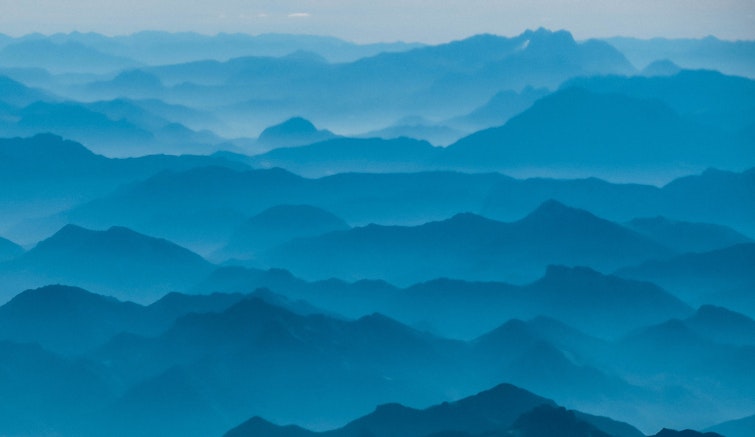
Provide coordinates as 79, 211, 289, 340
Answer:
0, 224, 214, 302
0, 285, 143, 355
225, 382, 642, 437
684, 304, 755, 346
265, 201, 673, 285
257, 117, 335, 148
509, 405, 611, 437
651, 428, 723, 437
225, 416, 312, 437
447, 86, 741, 171
218, 204, 349, 260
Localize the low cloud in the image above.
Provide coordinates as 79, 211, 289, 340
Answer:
288, 12, 311, 18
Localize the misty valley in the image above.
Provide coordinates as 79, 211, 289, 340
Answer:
0, 29, 753, 437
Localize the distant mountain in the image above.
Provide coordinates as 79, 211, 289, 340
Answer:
36, 31, 422, 65
196, 263, 690, 341
658, 168, 755, 237
616, 243, 755, 312
249, 136, 443, 177
625, 216, 752, 253
603, 35, 755, 78
611, 319, 755, 430
225, 417, 314, 437
448, 86, 550, 132
706, 413, 755, 437
358, 28, 635, 115
508, 405, 612, 437
84, 69, 166, 100
0, 100, 235, 156
216, 205, 349, 262
264, 200, 673, 285
446, 87, 746, 176
472, 322, 634, 408
616, 319, 755, 393
0, 285, 145, 355
517, 265, 691, 337
0, 224, 215, 303
683, 305, 755, 346
61, 163, 755, 258
358, 119, 467, 147
225, 383, 643, 437
411, 264, 690, 338
6, 101, 155, 150
650, 429, 723, 437
562, 70, 755, 134
0, 279, 736, 437
480, 168, 755, 237
89, 297, 468, 436
0, 283, 320, 357
50, 28, 635, 137
641, 59, 682, 76
0, 39, 139, 73
257, 117, 336, 149
0, 134, 249, 244
0, 74, 54, 106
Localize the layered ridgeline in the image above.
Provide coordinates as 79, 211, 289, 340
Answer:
617, 243, 755, 311
0, 81, 242, 156
0, 26, 752, 437
262, 200, 674, 285
225, 384, 641, 437
6, 198, 747, 312
0, 28, 641, 145
0, 284, 748, 437
0, 134, 248, 242
0, 225, 214, 303
243, 69, 755, 180
57, 160, 755, 255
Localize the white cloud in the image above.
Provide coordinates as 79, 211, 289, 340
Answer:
287, 12, 311, 18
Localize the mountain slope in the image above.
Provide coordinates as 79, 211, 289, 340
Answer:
0, 285, 145, 355
0, 224, 215, 302
264, 200, 673, 285
616, 243, 755, 312
257, 117, 336, 149
90, 297, 469, 436
683, 305, 755, 346
225, 383, 643, 437
249, 136, 443, 177
706, 413, 755, 437
0, 134, 249, 245
216, 205, 349, 261
562, 70, 755, 134
446, 87, 745, 175
625, 216, 752, 253
0, 39, 139, 73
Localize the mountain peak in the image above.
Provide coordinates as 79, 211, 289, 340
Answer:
264, 117, 317, 135
522, 199, 596, 224
651, 428, 723, 437
4, 284, 112, 309
257, 117, 335, 148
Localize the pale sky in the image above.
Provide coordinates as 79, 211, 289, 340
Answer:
1, 0, 754, 42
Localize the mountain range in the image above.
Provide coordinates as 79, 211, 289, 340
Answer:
0, 279, 748, 436
262, 200, 674, 285
617, 243, 755, 314
225, 383, 641, 437
0, 26, 752, 437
